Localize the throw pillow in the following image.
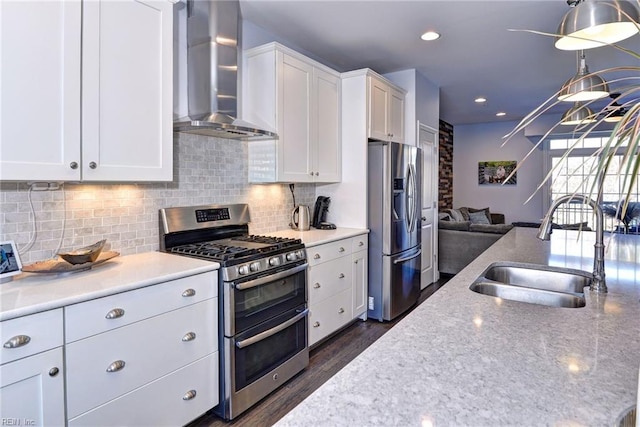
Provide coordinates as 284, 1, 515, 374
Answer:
438, 212, 452, 221
442, 208, 465, 222
460, 207, 492, 224
468, 211, 491, 224
438, 220, 470, 231
469, 223, 514, 234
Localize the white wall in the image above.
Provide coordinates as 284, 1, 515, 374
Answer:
453, 120, 544, 223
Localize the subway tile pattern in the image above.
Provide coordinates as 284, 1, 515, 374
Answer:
0, 133, 316, 263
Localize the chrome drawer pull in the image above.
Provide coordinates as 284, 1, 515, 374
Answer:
314, 253, 321, 259
3, 335, 31, 349
358, 241, 364, 246
313, 283, 321, 289
183, 390, 197, 401
339, 247, 345, 252
105, 308, 125, 319
182, 332, 197, 342
49, 367, 60, 377
182, 288, 196, 297
106, 360, 126, 373
313, 321, 320, 328
338, 308, 345, 314
339, 273, 345, 278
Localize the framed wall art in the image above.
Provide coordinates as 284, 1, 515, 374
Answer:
478, 160, 517, 185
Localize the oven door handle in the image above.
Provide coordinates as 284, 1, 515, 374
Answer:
235, 308, 309, 349
234, 263, 308, 291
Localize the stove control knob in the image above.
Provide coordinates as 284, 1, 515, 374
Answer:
269, 257, 281, 267
238, 265, 250, 275
250, 262, 260, 272
286, 252, 297, 261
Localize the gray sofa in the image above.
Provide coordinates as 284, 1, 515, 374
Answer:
438, 208, 513, 275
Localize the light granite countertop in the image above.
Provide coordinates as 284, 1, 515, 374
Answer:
277, 227, 640, 426
0, 252, 219, 321
267, 227, 369, 248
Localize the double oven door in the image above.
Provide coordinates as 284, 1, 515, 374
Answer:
216, 261, 309, 420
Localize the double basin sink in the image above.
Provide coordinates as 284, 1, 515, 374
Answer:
470, 262, 592, 308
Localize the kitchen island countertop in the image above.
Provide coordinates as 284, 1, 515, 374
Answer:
267, 227, 369, 248
0, 252, 219, 321
277, 227, 640, 426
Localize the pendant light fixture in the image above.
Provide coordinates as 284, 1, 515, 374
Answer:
558, 50, 609, 101
555, 0, 640, 51
560, 102, 597, 125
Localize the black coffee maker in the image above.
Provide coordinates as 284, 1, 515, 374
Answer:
312, 196, 336, 229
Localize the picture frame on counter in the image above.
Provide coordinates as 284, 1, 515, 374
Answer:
0, 240, 22, 283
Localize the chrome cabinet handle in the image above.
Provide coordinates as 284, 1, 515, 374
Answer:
314, 254, 321, 259
182, 332, 197, 342
106, 360, 126, 373
313, 283, 321, 289
339, 273, 345, 278
49, 367, 60, 377
309, 171, 314, 176
315, 172, 319, 176
89, 161, 97, 169
358, 241, 364, 246
105, 308, 125, 319
70, 161, 78, 170
338, 308, 345, 314
313, 321, 320, 328
182, 288, 196, 297
338, 247, 345, 252
3, 335, 31, 349
183, 390, 197, 401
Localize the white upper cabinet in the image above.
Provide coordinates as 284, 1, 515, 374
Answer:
244, 42, 341, 183
0, 0, 173, 182
367, 75, 405, 143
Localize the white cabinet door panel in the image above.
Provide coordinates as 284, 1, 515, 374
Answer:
0, 348, 65, 427
314, 68, 341, 182
82, 0, 173, 181
0, 0, 81, 181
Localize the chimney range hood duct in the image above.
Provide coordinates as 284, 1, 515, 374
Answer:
174, 0, 277, 140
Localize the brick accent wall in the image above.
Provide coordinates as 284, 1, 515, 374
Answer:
439, 120, 454, 209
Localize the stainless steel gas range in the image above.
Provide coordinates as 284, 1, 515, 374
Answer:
159, 204, 309, 420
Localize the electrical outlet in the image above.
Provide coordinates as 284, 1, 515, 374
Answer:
368, 296, 374, 310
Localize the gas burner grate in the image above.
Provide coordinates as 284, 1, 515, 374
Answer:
232, 235, 302, 247
170, 242, 260, 261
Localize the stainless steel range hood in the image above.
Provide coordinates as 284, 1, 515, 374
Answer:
174, 0, 277, 140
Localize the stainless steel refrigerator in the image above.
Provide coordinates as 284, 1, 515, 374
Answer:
367, 141, 422, 321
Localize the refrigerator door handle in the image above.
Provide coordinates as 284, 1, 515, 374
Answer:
406, 163, 417, 232
393, 249, 422, 264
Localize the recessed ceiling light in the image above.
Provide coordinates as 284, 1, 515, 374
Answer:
496, 112, 506, 117
475, 97, 487, 103
420, 31, 440, 41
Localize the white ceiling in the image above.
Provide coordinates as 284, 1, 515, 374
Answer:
239, 0, 639, 126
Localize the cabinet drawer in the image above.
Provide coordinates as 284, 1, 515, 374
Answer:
1, 309, 63, 364
65, 271, 217, 342
307, 238, 351, 266
308, 256, 352, 306
351, 234, 368, 252
66, 298, 217, 418
308, 288, 352, 347
69, 352, 218, 427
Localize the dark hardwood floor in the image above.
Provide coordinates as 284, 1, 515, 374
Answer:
189, 275, 452, 427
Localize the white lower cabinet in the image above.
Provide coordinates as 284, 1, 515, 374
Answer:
0, 348, 65, 427
68, 353, 218, 427
307, 234, 368, 346
64, 271, 219, 426
0, 309, 65, 427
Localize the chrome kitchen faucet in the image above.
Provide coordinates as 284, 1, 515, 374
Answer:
537, 194, 607, 293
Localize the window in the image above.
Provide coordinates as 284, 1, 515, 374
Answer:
544, 134, 640, 232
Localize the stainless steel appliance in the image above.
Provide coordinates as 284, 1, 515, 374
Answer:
291, 205, 310, 231
367, 141, 422, 321
159, 204, 308, 420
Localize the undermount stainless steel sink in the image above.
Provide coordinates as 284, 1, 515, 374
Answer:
470, 262, 590, 308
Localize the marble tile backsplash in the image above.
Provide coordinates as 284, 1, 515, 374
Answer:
0, 133, 316, 263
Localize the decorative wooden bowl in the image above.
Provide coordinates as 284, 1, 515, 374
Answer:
57, 239, 106, 265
